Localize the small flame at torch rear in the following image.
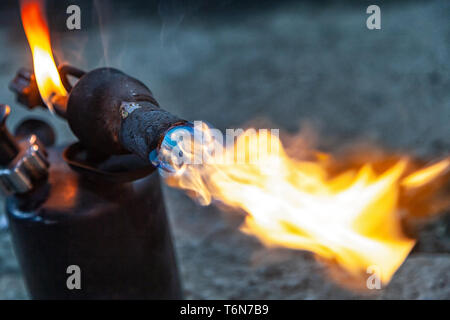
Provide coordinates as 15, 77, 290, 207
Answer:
156, 123, 450, 286
21, 0, 67, 110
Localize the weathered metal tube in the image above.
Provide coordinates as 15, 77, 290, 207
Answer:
65, 67, 185, 161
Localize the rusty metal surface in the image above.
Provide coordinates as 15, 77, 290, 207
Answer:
66, 67, 183, 161
66, 68, 157, 157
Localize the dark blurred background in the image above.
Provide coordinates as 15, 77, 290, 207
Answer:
0, 0, 449, 299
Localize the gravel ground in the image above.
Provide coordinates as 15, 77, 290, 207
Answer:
0, 0, 449, 299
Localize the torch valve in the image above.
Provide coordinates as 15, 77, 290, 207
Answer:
0, 105, 49, 194
9, 68, 44, 110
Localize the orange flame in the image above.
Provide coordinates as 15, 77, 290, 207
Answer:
163, 123, 450, 286
402, 159, 450, 189
21, 0, 67, 109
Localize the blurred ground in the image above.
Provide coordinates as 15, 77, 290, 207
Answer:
0, 0, 449, 299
